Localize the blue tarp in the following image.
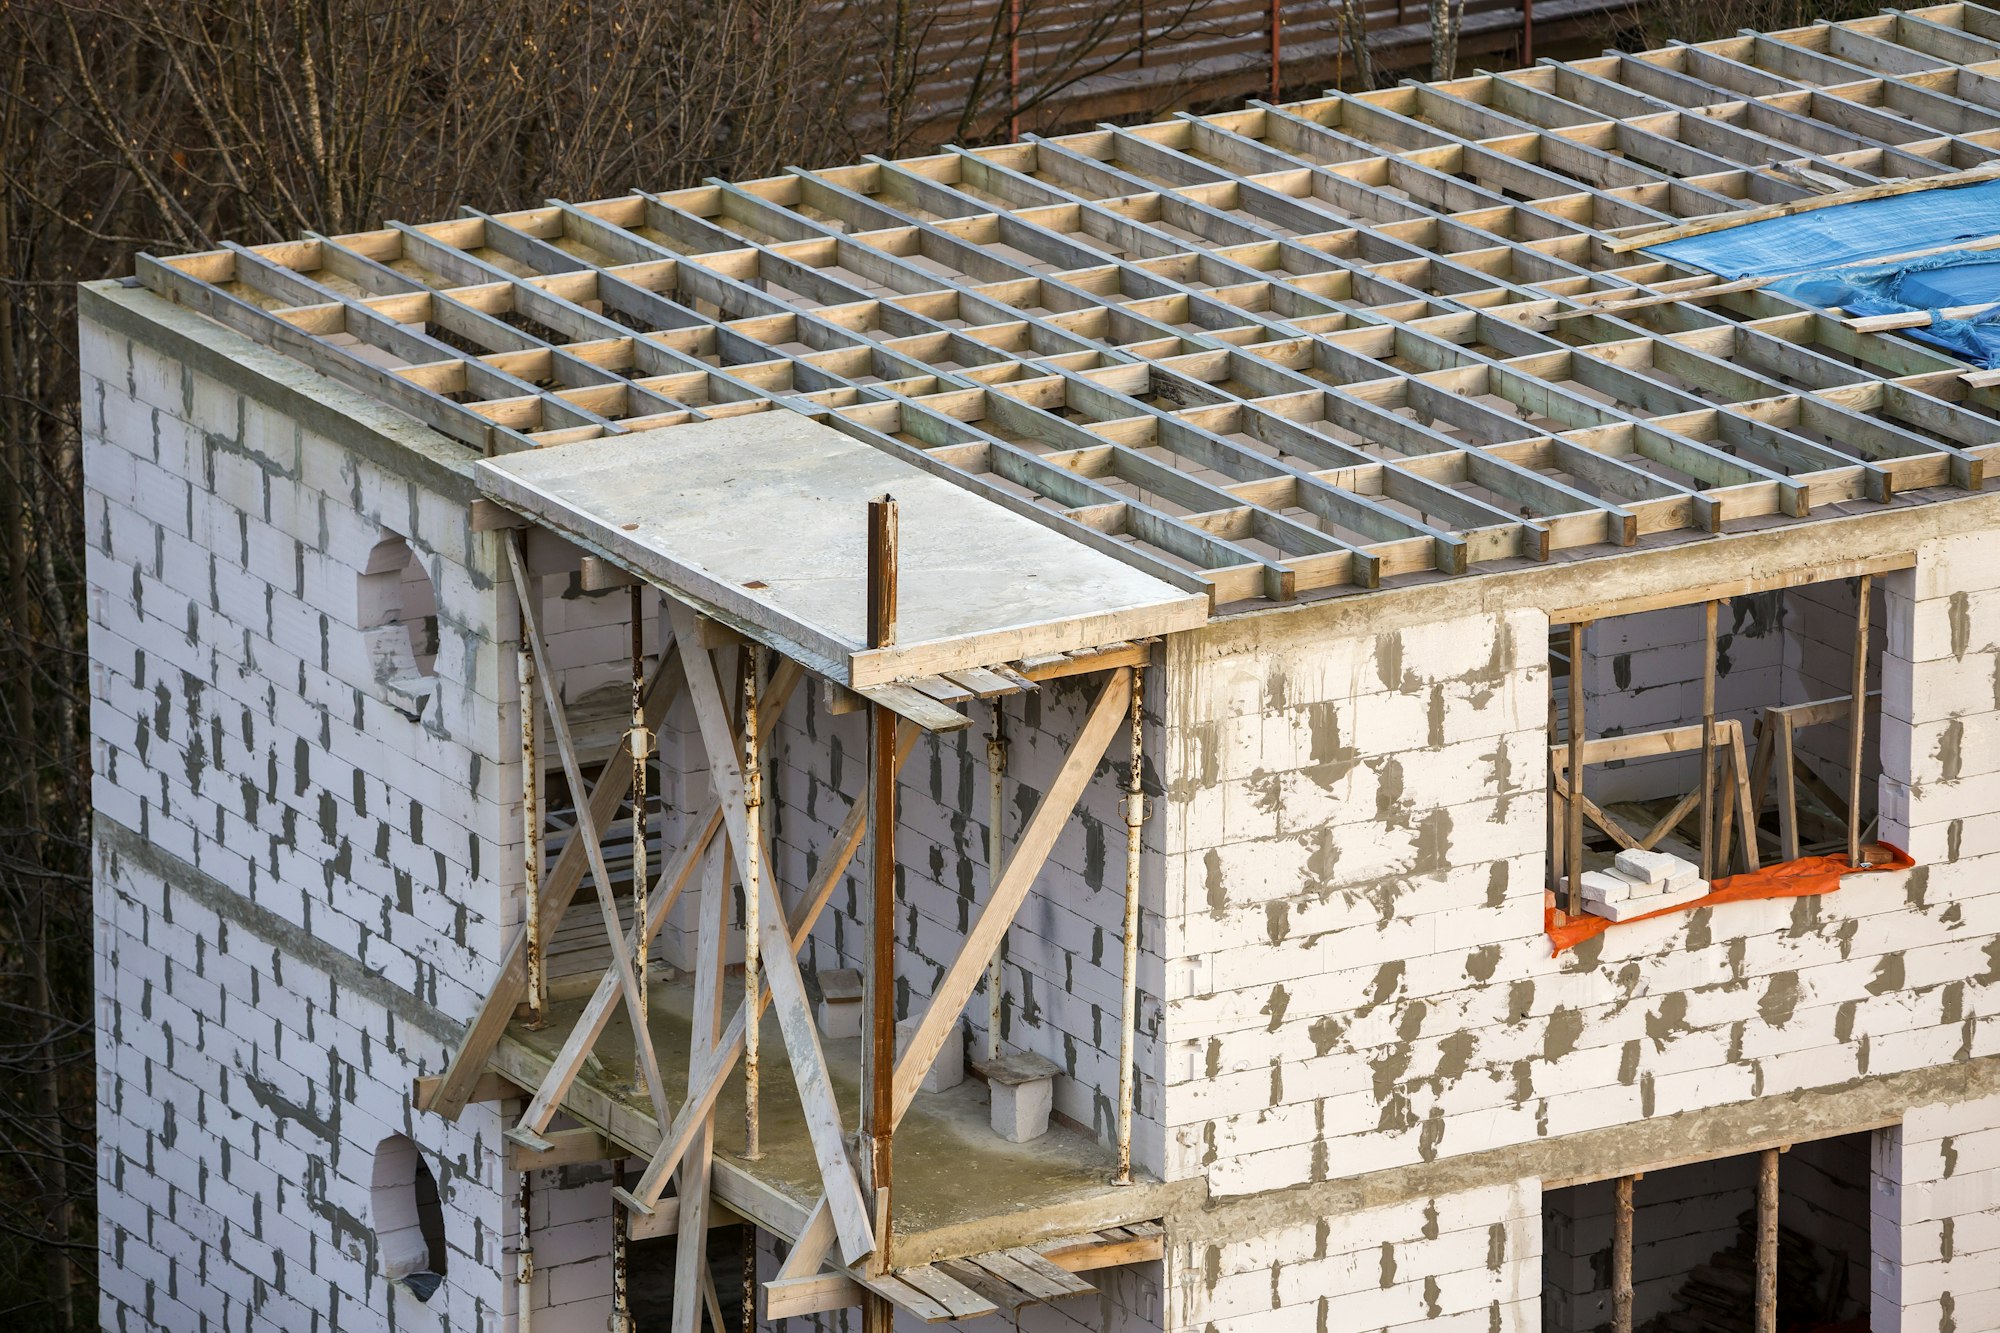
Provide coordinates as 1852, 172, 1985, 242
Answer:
1648, 177, 2000, 279
1647, 179, 2000, 368
1765, 251, 2000, 368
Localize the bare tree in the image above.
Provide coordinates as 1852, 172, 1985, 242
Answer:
844, 0, 1231, 158
1431, 0, 1465, 78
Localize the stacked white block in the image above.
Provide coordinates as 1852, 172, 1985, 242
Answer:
1579, 850, 1709, 923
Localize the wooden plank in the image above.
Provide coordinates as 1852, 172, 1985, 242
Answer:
941, 666, 1023, 698
1606, 160, 2000, 252
412, 1071, 520, 1109
970, 1247, 1095, 1300
893, 1264, 1004, 1319
1036, 1233, 1167, 1271
854, 1271, 968, 1324
860, 681, 971, 733
764, 1272, 865, 1320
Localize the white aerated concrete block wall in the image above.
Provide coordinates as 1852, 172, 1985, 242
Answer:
1159, 577, 2000, 1331
1171, 1181, 1541, 1333
1875, 1092, 2000, 1331
85, 303, 521, 1330
525, 1164, 619, 1332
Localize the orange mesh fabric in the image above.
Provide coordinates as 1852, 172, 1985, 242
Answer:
1544, 845, 1916, 956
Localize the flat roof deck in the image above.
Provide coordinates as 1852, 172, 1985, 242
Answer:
476, 413, 1207, 685
489, 979, 1191, 1268
136, 5, 2000, 616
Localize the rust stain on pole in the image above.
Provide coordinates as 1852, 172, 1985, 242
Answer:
1116, 665, 1146, 1185
1612, 1175, 1634, 1333
1701, 599, 1718, 881
1848, 574, 1873, 867
743, 645, 764, 1162
985, 705, 1008, 1064
1566, 620, 1587, 918
519, 533, 546, 1027
630, 584, 649, 1027
1756, 1147, 1779, 1333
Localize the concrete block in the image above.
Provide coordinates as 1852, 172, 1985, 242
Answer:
897, 1015, 964, 1094
1581, 876, 1711, 922
1612, 848, 1687, 884
816, 968, 863, 1040
981, 1050, 1060, 1143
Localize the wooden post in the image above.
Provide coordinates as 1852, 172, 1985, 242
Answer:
1521, 0, 1533, 64
1566, 621, 1587, 917
1008, 0, 1023, 139
1756, 1147, 1780, 1333
1612, 1175, 1634, 1333
1848, 575, 1873, 867
1269, 0, 1282, 101
1701, 600, 1718, 881
863, 495, 899, 1318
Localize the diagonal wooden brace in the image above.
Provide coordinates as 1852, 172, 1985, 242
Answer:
426, 642, 684, 1121
507, 537, 672, 1130
608, 720, 917, 1224
509, 662, 805, 1142
783, 667, 1132, 1280
616, 606, 875, 1265
893, 667, 1130, 1123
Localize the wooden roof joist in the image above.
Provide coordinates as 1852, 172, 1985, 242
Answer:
136, 4, 2000, 609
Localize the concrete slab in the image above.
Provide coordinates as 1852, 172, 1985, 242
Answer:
494, 977, 1192, 1267
476, 413, 1208, 686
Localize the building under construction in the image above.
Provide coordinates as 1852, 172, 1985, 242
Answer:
83, 6, 2000, 1330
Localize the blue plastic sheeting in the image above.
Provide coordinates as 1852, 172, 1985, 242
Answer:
1648, 177, 2000, 279
1766, 250, 2000, 368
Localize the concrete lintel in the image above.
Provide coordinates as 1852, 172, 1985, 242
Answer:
1171, 1049, 2000, 1245
95, 817, 459, 1047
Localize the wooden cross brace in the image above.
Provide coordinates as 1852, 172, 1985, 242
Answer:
505, 658, 808, 1145
611, 605, 878, 1267
778, 666, 1134, 1283
425, 613, 686, 1122
504, 536, 673, 1129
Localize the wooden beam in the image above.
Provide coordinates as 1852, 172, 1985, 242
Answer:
506, 1127, 615, 1173
412, 1071, 520, 1109
1607, 161, 2000, 253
